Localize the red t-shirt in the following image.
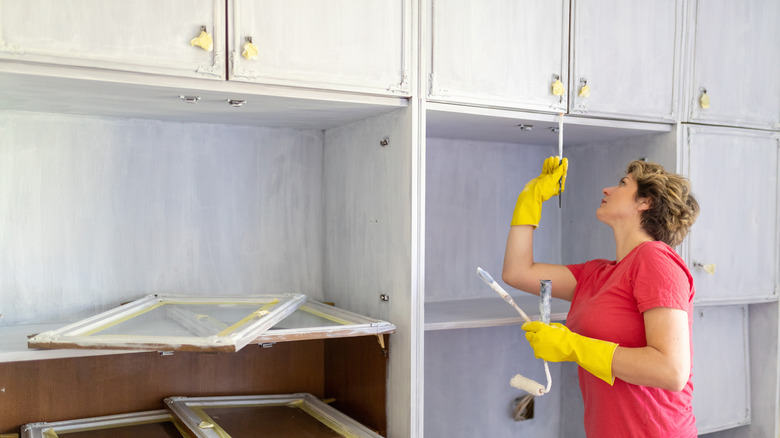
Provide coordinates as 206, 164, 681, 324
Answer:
566, 241, 697, 438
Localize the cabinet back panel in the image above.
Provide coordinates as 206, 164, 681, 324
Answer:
424, 138, 559, 301
0, 111, 324, 325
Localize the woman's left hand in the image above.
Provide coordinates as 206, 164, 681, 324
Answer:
522, 321, 618, 385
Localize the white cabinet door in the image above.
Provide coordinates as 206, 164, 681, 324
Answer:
229, 0, 410, 96
684, 125, 779, 303
685, 0, 780, 129
425, 0, 568, 112
569, 0, 682, 122
692, 305, 750, 434
0, 0, 225, 79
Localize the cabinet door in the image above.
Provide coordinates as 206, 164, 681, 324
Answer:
686, 0, 780, 129
569, 0, 682, 122
684, 126, 779, 303
229, 0, 410, 96
0, 0, 225, 79
425, 0, 568, 112
692, 305, 750, 434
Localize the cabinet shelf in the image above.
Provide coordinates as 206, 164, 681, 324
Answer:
0, 62, 407, 129
424, 294, 570, 331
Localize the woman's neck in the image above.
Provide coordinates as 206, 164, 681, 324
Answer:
613, 226, 654, 262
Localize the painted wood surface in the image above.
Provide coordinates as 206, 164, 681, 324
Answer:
0, 0, 225, 79
424, 294, 569, 331
425, 0, 568, 112
424, 137, 560, 303
685, 0, 780, 129
0, 112, 324, 326
570, 0, 682, 122
229, 0, 409, 96
692, 305, 751, 434
561, 129, 679, 264
424, 326, 563, 437
323, 107, 413, 438
685, 126, 779, 304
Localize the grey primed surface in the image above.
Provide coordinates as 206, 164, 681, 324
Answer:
685, 126, 779, 304
424, 137, 560, 303
0, 111, 324, 325
424, 326, 562, 438
692, 305, 750, 433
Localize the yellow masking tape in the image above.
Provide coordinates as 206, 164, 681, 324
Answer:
191, 407, 231, 438
217, 300, 279, 336
293, 400, 362, 438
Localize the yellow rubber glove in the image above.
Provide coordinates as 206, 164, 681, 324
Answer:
511, 156, 568, 227
522, 321, 618, 385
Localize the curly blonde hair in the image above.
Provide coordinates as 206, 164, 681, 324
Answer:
627, 160, 700, 247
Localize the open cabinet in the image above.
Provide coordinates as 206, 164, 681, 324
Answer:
419, 102, 679, 437
0, 56, 414, 434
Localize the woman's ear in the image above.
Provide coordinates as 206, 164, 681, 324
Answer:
637, 197, 652, 212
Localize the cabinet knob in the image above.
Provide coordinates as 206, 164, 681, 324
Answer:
578, 78, 590, 98
551, 74, 565, 97
693, 262, 716, 275
191, 26, 213, 51
699, 87, 710, 109
242, 36, 258, 60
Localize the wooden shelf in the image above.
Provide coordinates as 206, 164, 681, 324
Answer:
424, 294, 570, 331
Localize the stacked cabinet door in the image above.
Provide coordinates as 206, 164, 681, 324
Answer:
686, 0, 780, 129
425, 0, 568, 112
228, 0, 410, 96
0, 0, 226, 79
684, 126, 779, 303
569, 0, 682, 121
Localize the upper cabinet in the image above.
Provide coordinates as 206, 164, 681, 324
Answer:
228, 0, 411, 96
684, 0, 780, 130
569, 0, 683, 122
424, 0, 684, 121
0, 0, 412, 97
424, 0, 569, 113
0, 0, 226, 79
683, 125, 779, 304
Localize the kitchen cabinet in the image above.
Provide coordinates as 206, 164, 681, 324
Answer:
682, 125, 779, 304
684, 0, 780, 130
0, 98, 413, 435
229, 0, 411, 96
423, 0, 569, 113
0, 0, 411, 96
0, 0, 226, 79
569, 0, 683, 122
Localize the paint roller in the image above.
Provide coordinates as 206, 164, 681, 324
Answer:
476, 267, 552, 396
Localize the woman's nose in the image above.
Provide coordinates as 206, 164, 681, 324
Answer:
603, 186, 614, 196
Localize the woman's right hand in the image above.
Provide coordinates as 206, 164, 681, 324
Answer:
511, 156, 568, 228
503, 156, 575, 301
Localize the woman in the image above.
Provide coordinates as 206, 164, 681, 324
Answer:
502, 157, 700, 437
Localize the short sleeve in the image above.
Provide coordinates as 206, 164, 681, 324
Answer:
566, 262, 586, 282
632, 243, 693, 313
